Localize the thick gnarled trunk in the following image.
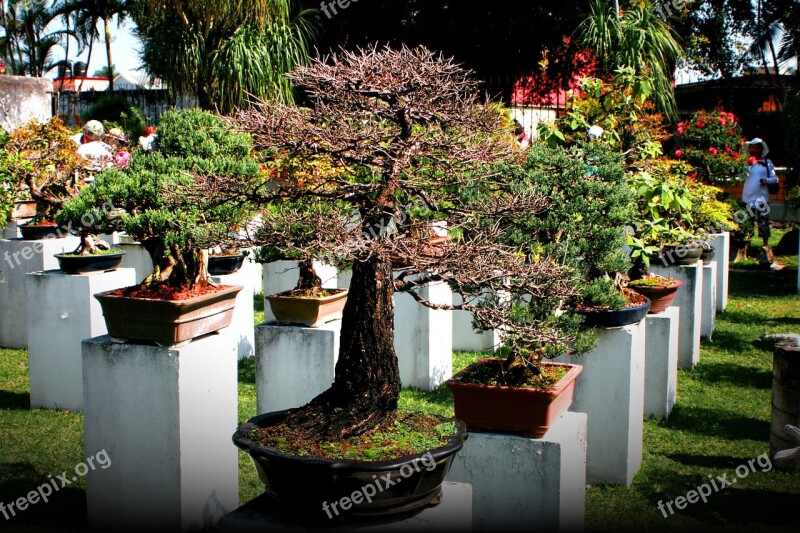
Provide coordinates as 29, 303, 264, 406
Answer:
282, 254, 401, 440
140, 239, 208, 289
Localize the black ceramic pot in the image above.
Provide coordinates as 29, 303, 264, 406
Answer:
208, 253, 246, 275
577, 298, 651, 328
19, 222, 62, 240
648, 243, 703, 267
700, 246, 716, 261
233, 410, 468, 522
55, 251, 126, 274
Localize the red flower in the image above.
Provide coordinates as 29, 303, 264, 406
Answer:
725, 146, 731, 153
697, 121, 706, 128
733, 151, 740, 158
748, 156, 757, 165
677, 126, 685, 135
708, 147, 718, 155
674, 149, 684, 158
719, 118, 727, 126
677, 121, 685, 129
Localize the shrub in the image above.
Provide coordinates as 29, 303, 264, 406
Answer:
81, 95, 147, 140
674, 109, 747, 183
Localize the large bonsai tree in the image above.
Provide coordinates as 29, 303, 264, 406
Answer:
57, 108, 258, 289
196, 46, 590, 440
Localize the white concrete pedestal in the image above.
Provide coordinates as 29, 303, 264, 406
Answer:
447, 412, 587, 531
114, 241, 152, 285
3, 220, 22, 239
212, 270, 255, 360
219, 482, 472, 532
262, 260, 338, 323
650, 262, 703, 369
555, 322, 645, 485
26, 268, 136, 411
255, 321, 340, 413
0, 236, 80, 348
701, 261, 717, 340
394, 280, 453, 391
451, 291, 502, 353
236, 249, 264, 299
82, 333, 239, 531
644, 307, 679, 420
708, 232, 729, 312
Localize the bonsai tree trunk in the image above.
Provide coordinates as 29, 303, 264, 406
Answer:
281, 254, 401, 440
141, 239, 209, 289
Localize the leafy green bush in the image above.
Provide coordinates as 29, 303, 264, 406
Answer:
57, 108, 259, 288
674, 109, 747, 183
81, 95, 147, 140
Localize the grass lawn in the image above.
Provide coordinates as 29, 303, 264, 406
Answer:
1, 243, 798, 531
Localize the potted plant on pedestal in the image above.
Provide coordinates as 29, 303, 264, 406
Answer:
0, 118, 84, 239
192, 46, 588, 519
57, 108, 258, 346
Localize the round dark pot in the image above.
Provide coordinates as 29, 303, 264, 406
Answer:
577, 298, 651, 328
55, 251, 126, 274
19, 222, 61, 240
629, 280, 682, 314
233, 411, 468, 522
207, 253, 246, 275
648, 243, 703, 267
701, 246, 716, 262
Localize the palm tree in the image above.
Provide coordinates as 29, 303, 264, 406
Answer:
59, 0, 128, 91
130, 0, 317, 112
1, 0, 68, 77
578, 0, 683, 120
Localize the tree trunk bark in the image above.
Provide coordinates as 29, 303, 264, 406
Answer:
140, 239, 208, 290
104, 17, 114, 92
281, 254, 401, 440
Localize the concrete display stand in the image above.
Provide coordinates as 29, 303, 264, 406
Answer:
394, 279, 453, 391
644, 307, 679, 420
451, 291, 502, 353
255, 321, 341, 413
82, 333, 239, 531
650, 262, 703, 370
236, 249, 264, 299
219, 482, 472, 532
3, 220, 22, 239
708, 232, 730, 311
448, 412, 586, 531
212, 270, 255, 360
701, 261, 717, 340
114, 241, 152, 284
0, 236, 80, 348
262, 260, 338, 323
555, 322, 645, 485
26, 268, 136, 411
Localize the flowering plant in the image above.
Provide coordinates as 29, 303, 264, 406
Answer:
674, 109, 747, 183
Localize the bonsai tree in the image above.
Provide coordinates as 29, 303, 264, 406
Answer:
196, 46, 587, 439
0, 118, 83, 224
56, 108, 258, 290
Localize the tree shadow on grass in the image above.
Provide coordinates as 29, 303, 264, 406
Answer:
0, 390, 30, 410
705, 329, 764, 356
663, 452, 759, 470
665, 406, 770, 441
650, 487, 797, 531
0, 462, 86, 531
728, 270, 797, 298
238, 357, 256, 385
688, 363, 772, 390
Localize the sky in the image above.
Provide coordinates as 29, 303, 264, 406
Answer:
48, 18, 142, 77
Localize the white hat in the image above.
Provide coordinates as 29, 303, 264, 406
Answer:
588, 125, 604, 139
746, 138, 769, 158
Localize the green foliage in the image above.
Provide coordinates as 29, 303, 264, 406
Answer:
57, 108, 259, 287
580, 277, 628, 310
577, 0, 683, 120
537, 68, 668, 160
513, 142, 635, 278
131, 0, 317, 112
82, 94, 147, 140
674, 109, 747, 183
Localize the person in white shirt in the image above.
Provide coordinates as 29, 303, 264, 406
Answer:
742, 137, 779, 262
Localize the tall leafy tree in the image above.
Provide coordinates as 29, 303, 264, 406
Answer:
1, 0, 66, 76
130, 0, 317, 112
578, 0, 683, 120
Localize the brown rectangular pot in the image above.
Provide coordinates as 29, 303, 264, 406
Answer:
265, 289, 348, 328
94, 285, 242, 347
445, 359, 583, 437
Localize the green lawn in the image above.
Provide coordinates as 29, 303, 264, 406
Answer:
1, 254, 798, 531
